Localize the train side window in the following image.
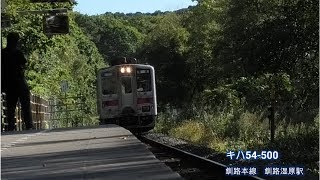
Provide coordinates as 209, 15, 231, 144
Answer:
121, 76, 132, 94
137, 69, 151, 92
101, 74, 116, 95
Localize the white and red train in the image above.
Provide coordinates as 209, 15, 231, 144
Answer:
96, 57, 157, 132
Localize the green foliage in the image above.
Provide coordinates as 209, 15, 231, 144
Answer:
170, 120, 206, 143
74, 13, 144, 63
137, 13, 190, 106
154, 107, 179, 134
213, 0, 318, 120
2, 0, 106, 127
184, 0, 227, 96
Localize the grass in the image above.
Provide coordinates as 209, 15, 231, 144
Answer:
154, 109, 319, 176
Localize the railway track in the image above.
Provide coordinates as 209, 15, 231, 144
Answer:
138, 135, 265, 180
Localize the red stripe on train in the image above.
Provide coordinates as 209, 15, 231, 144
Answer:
137, 98, 152, 104
103, 100, 119, 107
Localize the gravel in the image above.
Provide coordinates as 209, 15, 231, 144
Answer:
142, 133, 227, 180
144, 132, 229, 164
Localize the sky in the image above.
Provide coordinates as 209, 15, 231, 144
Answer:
74, 0, 198, 15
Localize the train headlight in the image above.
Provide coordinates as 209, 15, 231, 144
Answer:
126, 67, 131, 73
120, 67, 131, 73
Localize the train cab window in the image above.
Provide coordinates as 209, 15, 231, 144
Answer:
137, 69, 151, 92
101, 72, 116, 95
121, 76, 132, 94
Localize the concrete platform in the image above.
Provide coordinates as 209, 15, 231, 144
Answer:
1, 125, 182, 180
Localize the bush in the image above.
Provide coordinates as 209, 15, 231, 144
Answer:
156, 107, 318, 175
238, 111, 269, 145
154, 109, 179, 134
170, 120, 206, 144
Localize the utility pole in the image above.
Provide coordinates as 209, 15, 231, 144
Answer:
268, 105, 275, 142
268, 75, 276, 143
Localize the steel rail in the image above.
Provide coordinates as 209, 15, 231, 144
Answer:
139, 135, 266, 180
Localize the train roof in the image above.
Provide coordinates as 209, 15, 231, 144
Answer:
98, 64, 154, 72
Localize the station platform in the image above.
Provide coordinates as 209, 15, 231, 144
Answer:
1, 125, 182, 180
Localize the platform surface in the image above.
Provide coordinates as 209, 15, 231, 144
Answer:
1, 125, 182, 180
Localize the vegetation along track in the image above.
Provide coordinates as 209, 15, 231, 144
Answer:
137, 134, 265, 180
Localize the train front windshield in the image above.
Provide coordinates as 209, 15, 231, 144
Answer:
101, 72, 116, 95
136, 69, 151, 92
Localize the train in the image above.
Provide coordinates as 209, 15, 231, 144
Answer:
96, 57, 157, 132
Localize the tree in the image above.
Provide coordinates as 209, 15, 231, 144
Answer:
75, 14, 144, 64
137, 14, 190, 107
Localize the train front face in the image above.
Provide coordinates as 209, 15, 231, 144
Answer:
98, 64, 157, 131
